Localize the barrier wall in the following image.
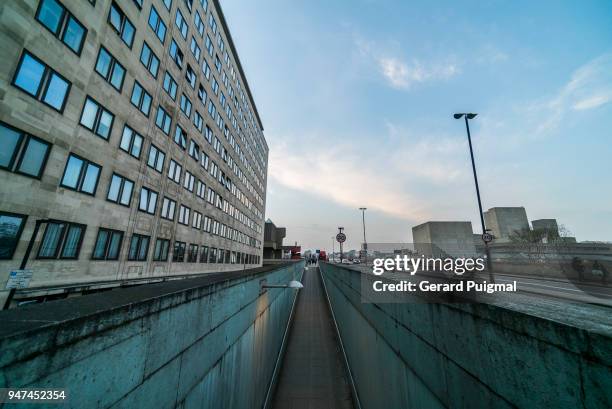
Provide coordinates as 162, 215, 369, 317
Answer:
319, 262, 612, 409
0, 261, 305, 409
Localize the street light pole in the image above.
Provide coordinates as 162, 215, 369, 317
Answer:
454, 113, 494, 282
332, 236, 335, 263
359, 207, 367, 264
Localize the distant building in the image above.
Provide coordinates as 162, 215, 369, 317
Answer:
484, 207, 530, 242
532, 219, 559, 234
412, 221, 477, 257
263, 220, 286, 259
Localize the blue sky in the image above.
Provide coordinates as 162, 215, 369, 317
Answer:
222, 0, 612, 251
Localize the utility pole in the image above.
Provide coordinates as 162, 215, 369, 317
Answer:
359, 207, 367, 264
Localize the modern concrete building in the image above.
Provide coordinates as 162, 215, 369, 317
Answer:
532, 218, 559, 234
412, 221, 477, 257
484, 207, 529, 242
0, 0, 268, 294
263, 219, 286, 260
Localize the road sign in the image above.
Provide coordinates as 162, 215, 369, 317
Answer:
5, 269, 33, 289
336, 233, 346, 243
481, 233, 494, 243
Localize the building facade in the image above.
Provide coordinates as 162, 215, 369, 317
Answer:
0, 0, 268, 293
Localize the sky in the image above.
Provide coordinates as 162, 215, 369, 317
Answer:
221, 0, 612, 251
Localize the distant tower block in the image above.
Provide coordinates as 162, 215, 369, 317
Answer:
484, 207, 529, 242
412, 221, 476, 258
532, 219, 559, 235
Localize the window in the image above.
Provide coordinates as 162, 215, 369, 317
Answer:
0, 212, 27, 259
214, 54, 221, 72
153, 238, 170, 261
133, 0, 143, 9
208, 14, 217, 34
92, 228, 123, 260
130, 82, 152, 116
184, 0, 193, 12
95, 47, 125, 91
139, 187, 158, 214
168, 159, 182, 183
37, 221, 86, 259
163, 0, 172, 10
162, 71, 177, 100
183, 170, 194, 191
208, 100, 216, 118
173, 125, 187, 149
175, 9, 188, 39
80, 96, 114, 139
107, 173, 134, 206
192, 211, 202, 229
173, 241, 186, 262
187, 243, 198, 262
161, 197, 176, 220
128, 234, 149, 261
140, 42, 159, 78
185, 64, 196, 88
200, 0, 208, 12
205, 125, 213, 143
196, 180, 206, 199
189, 139, 200, 160
180, 94, 192, 117
201, 151, 209, 170
12, 51, 71, 112
155, 106, 172, 134
211, 77, 219, 95
170, 39, 184, 68
147, 144, 165, 172
198, 85, 207, 105
178, 205, 190, 225
36, 0, 87, 54
108, 2, 135, 47
199, 245, 209, 263
205, 34, 213, 57
202, 60, 211, 79
119, 125, 143, 159
148, 6, 166, 43
190, 37, 201, 62
194, 11, 204, 37
203, 216, 211, 232
217, 248, 224, 263
61, 153, 101, 195
209, 247, 217, 263
0, 122, 51, 179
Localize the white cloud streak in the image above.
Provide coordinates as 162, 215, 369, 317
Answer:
378, 57, 459, 90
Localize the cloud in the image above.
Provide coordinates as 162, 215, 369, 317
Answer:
378, 57, 459, 89
531, 53, 612, 133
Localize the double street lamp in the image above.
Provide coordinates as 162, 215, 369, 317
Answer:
453, 113, 494, 282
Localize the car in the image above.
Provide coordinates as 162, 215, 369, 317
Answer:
341, 259, 351, 264
352, 259, 361, 264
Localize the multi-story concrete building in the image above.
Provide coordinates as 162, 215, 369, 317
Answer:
484, 207, 529, 242
0, 0, 268, 295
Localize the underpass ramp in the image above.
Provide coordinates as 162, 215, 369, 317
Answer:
272, 266, 354, 409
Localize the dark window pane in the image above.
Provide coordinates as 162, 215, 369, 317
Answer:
39, 222, 64, 257
14, 54, 45, 96
129, 236, 139, 259
110, 63, 125, 89
62, 155, 83, 188
93, 229, 108, 259
138, 237, 149, 260
37, 0, 63, 34
63, 17, 85, 52
108, 174, 121, 201
61, 225, 82, 258
123, 21, 135, 46
43, 73, 69, 110
81, 163, 100, 193
107, 232, 122, 259
18, 138, 49, 176
95, 49, 111, 77
0, 124, 22, 168
0, 214, 26, 259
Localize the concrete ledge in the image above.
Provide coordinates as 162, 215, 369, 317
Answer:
320, 262, 612, 409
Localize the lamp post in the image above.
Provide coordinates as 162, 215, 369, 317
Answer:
359, 207, 367, 264
332, 236, 335, 263
453, 113, 494, 282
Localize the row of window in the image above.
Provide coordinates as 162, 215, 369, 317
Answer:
0, 211, 260, 265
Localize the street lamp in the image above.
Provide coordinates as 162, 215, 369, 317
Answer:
331, 236, 335, 263
359, 207, 367, 264
453, 113, 494, 282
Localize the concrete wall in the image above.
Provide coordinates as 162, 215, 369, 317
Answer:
319, 262, 612, 409
0, 261, 305, 409
412, 221, 477, 257
484, 207, 529, 242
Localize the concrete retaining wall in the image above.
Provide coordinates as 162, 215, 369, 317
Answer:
0, 261, 305, 409
319, 262, 612, 409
